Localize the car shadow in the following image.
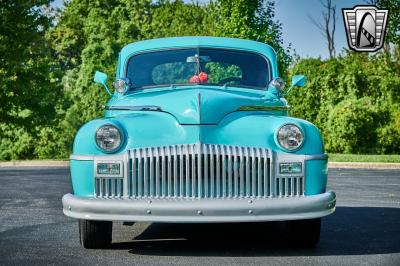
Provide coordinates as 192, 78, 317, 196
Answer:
110, 206, 400, 256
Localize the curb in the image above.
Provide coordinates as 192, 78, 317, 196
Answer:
0, 160, 69, 167
328, 162, 400, 169
1, 161, 400, 169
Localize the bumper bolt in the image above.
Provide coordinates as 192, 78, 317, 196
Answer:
197, 210, 203, 215
248, 200, 253, 204
146, 210, 151, 214
248, 210, 253, 214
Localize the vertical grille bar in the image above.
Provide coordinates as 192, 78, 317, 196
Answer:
257, 148, 262, 197
155, 147, 160, 197
131, 150, 136, 197
123, 144, 305, 200
143, 148, 148, 197
149, 148, 154, 197
262, 149, 268, 197
245, 147, 250, 197
191, 144, 196, 198
239, 146, 244, 197
161, 147, 166, 197
198, 144, 202, 199
203, 144, 208, 198
233, 146, 239, 198
227, 146, 232, 198
270, 152, 275, 197
221, 145, 226, 198
167, 146, 172, 197
179, 145, 184, 197
137, 149, 142, 197
185, 145, 190, 197
210, 144, 215, 198
251, 147, 256, 197
216, 145, 221, 198
173, 145, 178, 198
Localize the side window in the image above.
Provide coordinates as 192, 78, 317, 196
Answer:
152, 62, 197, 84
204, 62, 242, 83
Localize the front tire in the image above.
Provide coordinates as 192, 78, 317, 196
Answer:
79, 219, 112, 249
287, 218, 321, 247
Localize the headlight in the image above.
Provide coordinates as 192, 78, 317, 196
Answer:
95, 124, 123, 152
277, 124, 304, 151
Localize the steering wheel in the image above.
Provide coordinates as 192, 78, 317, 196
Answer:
218, 77, 243, 85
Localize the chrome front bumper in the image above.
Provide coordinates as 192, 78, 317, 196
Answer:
62, 191, 336, 222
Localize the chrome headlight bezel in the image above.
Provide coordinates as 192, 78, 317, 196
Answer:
95, 124, 124, 153
112, 78, 130, 94
276, 123, 305, 152
269, 77, 286, 92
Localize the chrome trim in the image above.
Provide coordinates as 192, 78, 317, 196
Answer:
126, 144, 277, 199
62, 191, 336, 222
305, 154, 328, 160
237, 105, 290, 111
70, 154, 125, 161
70, 153, 327, 163
105, 105, 162, 111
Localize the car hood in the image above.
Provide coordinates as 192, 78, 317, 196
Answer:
105, 86, 286, 124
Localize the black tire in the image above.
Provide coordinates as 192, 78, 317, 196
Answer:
287, 218, 321, 247
79, 219, 112, 249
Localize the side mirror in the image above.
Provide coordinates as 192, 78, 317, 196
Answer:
285, 75, 306, 95
291, 75, 306, 87
94, 71, 111, 96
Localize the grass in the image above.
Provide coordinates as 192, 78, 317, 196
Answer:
328, 154, 400, 163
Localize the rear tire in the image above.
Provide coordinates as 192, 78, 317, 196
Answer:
79, 219, 112, 249
287, 218, 321, 247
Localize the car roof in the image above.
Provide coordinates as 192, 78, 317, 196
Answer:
119, 36, 279, 77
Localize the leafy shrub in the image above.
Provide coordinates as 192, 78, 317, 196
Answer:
324, 97, 378, 153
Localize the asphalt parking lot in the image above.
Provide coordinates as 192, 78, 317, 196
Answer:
0, 167, 399, 266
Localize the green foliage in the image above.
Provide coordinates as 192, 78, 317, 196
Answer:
214, 0, 291, 77
2, 0, 398, 160
377, 0, 400, 47
35, 0, 290, 159
0, 0, 67, 160
288, 51, 400, 154
325, 97, 378, 153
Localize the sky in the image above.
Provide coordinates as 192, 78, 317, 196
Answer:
53, 0, 370, 59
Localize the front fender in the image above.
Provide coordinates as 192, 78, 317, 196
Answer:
72, 112, 199, 155
200, 111, 325, 155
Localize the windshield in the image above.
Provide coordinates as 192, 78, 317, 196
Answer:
126, 48, 270, 90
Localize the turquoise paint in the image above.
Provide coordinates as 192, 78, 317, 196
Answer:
73, 112, 200, 155
71, 36, 328, 198
305, 160, 328, 195
73, 111, 323, 156
70, 160, 94, 196
105, 86, 286, 124
200, 112, 324, 155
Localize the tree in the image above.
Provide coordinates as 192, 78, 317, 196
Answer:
309, 0, 337, 58
378, 0, 400, 52
214, 0, 292, 77
0, 0, 58, 125
0, 0, 64, 159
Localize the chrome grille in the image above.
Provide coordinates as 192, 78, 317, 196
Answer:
127, 144, 286, 199
276, 176, 304, 197
95, 177, 123, 198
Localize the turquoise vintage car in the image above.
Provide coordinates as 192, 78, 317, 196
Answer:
62, 36, 336, 248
